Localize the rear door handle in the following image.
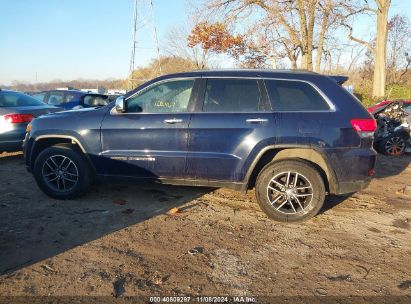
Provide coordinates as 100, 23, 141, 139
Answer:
164, 118, 183, 124
246, 118, 269, 124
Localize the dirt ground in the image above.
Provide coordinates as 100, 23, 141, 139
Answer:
0, 152, 410, 300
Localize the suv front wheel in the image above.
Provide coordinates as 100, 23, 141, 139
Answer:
255, 160, 325, 222
33, 144, 93, 199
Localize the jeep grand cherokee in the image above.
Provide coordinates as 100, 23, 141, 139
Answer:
23, 70, 377, 222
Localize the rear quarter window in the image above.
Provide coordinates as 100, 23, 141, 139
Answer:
265, 80, 330, 111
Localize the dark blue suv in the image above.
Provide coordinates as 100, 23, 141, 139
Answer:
23, 70, 377, 222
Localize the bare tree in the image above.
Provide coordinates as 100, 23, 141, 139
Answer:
387, 14, 411, 83
165, 25, 212, 69
345, 0, 391, 97
203, 0, 360, 71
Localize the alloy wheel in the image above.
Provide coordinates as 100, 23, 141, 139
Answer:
266, 171, 313, 214
41, 155, 79, 192
385, 137, 406, 155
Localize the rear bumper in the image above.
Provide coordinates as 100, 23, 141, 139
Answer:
0, 127, 27, 152
335, 177, 372, 194
326, 147, 377, 195
0, 140, 23, 152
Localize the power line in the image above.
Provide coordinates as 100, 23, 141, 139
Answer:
128, 0, 162, 90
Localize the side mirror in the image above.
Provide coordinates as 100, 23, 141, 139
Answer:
115, 96, 125, 112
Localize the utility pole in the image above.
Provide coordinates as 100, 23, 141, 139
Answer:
35, 72, 38, 91
128, 0, 162, 91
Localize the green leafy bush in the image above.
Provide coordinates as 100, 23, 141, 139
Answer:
386, 84, 411, 99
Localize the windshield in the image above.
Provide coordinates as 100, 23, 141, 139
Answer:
0, 92, 46, 107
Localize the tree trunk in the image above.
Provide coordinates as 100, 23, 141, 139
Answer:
291, 58, 298, 69
315, 1, 331, 72
301, 52, 308, 69
372, 0, 390, 97
301, 50, 313, 70
306, 1, 316, 71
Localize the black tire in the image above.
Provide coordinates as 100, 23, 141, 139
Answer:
377, 133, 407, 156
33, 144, 93, 199
255, 159, 325, 222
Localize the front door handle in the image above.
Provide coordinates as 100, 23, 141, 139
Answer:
164, 118, 183, 124
246, 118, 269, 124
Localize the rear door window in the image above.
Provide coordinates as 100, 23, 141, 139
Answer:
65, 93, 77, 103
264, 80, 330, 111
83, 95, 109, 107
203, 78, 263, 112
47, 92, 65, 106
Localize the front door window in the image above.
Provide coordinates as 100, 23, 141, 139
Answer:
127, 79, 194, 113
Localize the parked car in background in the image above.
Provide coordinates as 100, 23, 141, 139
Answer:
373, 101, 411, 156
107, 94, 122, 103
367, 99, 411, 114
32, 90, 109, 110
0, 89, 63, 153
24, 70, 377, 222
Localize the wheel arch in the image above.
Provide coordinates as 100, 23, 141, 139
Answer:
244, 146, 338, 194
30, 135, 96, 173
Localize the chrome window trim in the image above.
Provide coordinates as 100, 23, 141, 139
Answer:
112, 75, 336, 115
260, 77, 336, 112
126, 77, 199, 100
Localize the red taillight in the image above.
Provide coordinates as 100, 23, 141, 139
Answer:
350, 119, 377, 138
4, 114, 34, 124
350, 119, 377, 132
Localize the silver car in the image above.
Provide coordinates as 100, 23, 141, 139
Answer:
0, 89, 63, 153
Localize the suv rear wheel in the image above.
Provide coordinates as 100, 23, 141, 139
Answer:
255, 160, 325, 222
33, 144, 92, 199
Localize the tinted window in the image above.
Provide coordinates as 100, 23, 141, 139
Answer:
0, 92, 46, 107
265, 80, 330, 111
32, 92, 46, 102
203, 79, 262, 112
65, 93, 77, 103
83, 95, 109, 107
127, 79, 194, 113
47, 92, 64, 106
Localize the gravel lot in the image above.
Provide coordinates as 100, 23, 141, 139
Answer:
0, 152, 410, 299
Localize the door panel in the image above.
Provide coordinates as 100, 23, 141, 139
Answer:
100, 112, 190, 178
186, 78, 276, 182
100, 78, 196, 179
187, 112, 275, 182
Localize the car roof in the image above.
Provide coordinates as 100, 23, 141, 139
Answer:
162, 69, 319, 78
0, 89, 28, 94
39, 89, 106, 96
126, 69, 334, 97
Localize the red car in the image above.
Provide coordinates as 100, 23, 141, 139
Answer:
368, 99, 411, 113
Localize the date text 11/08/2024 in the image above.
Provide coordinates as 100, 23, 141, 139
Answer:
149, 296, 256, 303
